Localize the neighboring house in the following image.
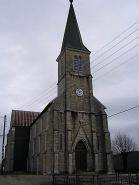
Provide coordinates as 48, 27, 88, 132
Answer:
4, 110, 40, 172
113, 151, 139, 173
4, 1, 114, 174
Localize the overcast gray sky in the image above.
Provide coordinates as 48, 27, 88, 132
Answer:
0, 0, 139, 161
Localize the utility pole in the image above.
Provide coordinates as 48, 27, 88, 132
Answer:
1, 115, 6, 175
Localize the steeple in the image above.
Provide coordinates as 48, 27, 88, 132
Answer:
61, 2, 90, 52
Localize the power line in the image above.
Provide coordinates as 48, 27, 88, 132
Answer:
108, 105, 139, 118
17, 22, 139, 112
3, 105, 139, 141
91, 36, 139, 70
90, 28, 139, 64
21, 86, 57, 110
32, 93, 57, 111
92, 44, 139, 74
19, 45, 138, 111
17, 22, 139, 111
18, 44, 138, 111
55, 104, 139, 128
90, 20, 139, 57
19, 82, 56, 109
26, 90, 57, 111
93, 54, 139, 81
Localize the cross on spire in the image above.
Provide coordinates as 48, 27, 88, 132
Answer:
69, 0, 73, 3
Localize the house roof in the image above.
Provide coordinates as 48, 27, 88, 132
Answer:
10, 110, 40, 127
61, 3, 90, 52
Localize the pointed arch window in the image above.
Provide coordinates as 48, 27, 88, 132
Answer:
74, 56, 78, 72
79, 56, 82, 72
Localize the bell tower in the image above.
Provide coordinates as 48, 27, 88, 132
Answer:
57, 1, 93, 113
56, 1, 114, 174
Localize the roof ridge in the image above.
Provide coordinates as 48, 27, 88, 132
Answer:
12, 109, 40, 113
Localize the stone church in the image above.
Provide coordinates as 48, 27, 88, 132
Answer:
4, 1, 114, 174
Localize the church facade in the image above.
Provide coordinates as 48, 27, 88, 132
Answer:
4, 1, 114, 174
28, 2, 114, 174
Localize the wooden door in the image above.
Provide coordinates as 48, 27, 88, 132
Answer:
75, 141, 87, 171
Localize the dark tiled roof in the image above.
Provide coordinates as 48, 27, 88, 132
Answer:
61, 3, 90, 52
10, 110, 40, 127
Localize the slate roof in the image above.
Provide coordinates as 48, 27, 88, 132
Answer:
30, 92, 65, 127
10, 110, 40, 127
93, 96, 107, 109
49, 91, 65, 104
61, 3, 90, 52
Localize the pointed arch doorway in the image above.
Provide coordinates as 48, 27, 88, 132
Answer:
75, 141, 87, 171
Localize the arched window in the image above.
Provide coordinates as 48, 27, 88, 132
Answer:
74, 56, 78, 72
75, 140, 86, 151
79, 56, 82, 72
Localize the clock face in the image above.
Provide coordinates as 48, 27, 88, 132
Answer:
76, 88, 83, 96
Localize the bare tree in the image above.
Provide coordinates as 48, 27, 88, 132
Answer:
112, 133, 137, 172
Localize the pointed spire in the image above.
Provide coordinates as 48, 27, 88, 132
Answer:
61, 3, 90, 52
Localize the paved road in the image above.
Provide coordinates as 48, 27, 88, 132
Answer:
0, 175, 53, 185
